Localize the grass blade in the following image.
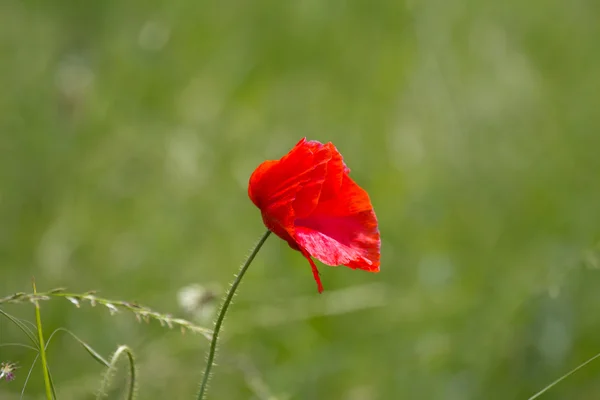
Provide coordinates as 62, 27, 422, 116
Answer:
45, 328, 110, 368
528, 352, 600, 399
0, 309, 39, 347
32, 280, 54, 400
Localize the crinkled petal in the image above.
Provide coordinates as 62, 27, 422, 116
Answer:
312, 174, 375, 217
291, 147, 330, 219
295, 210, 380, 271
248, 138, 330, 242
248, 160, 278, 208
295, 175, 380, 271
317, 142, 349, 202
261, 201, 297, 249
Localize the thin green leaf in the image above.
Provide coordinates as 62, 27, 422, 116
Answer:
0, 308, 38, 346
528, 351, 600, 399
45, 328, 110, 368
21, 353, 40, 399
0, 342, 38, 351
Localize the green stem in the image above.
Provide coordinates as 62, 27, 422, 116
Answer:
33, 280, 54, 400
197, 229, 271, 400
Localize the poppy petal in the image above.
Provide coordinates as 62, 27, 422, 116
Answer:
248, 160, 278, 209
295, 173, 380, 270
312, 174, 375, 217
300, 247, 324, 293
249, 138, 330, 243
249, 138, 329, 211
260, 200, 297, 249
292, 149, 330, 219
317, 143, 349, 202
295, 209, 380, 271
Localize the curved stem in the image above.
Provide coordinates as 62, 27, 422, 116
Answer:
197, 229, 271, 400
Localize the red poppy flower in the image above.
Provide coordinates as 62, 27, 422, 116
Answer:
248, 138, 380, 293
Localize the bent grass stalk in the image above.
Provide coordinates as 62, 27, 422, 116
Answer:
0, 288, 212, 340
0, 290, 211, 338
197, 229, 271, 400
97, 345, 137, 400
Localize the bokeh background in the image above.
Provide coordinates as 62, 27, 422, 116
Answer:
2, 0, 600, 399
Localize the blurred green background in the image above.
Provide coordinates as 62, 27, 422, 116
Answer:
1, 0, 600, 399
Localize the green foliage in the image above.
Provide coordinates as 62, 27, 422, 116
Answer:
1, 0, 600, 399
0, 288, 191, 398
